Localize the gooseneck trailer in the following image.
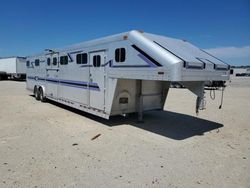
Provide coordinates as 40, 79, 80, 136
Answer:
26, 30, 230, 120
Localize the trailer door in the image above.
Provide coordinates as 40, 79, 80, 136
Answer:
89, 51, 106, 110
46, 54, 59, 98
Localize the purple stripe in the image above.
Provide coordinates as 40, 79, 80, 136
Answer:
60, 82, 87, 89
60, 78, 88, 85
57, 82, 100, 91
79, 65, 92, 67
90, 82, 98, 86
89, 87, 100, 91
59, 83, 99, 91
28, 76, 100, 91
137, 53, 158, 67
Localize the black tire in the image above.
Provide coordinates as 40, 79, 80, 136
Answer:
39, 87, 46, 102
34, 86, 40, 101
0, 74, 7, 80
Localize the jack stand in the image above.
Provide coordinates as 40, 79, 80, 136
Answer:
196, 96, 206, 115
137, 80, 144, 123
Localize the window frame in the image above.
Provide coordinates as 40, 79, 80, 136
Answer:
52, 57, 57, 66
60, 56, 68, 65
47, 58, 51, 66
26, 61, 30, 67
93, 55, 101, 67
76, 53, 88, 64
35, 59, 40, 66
115, 48, 126, 62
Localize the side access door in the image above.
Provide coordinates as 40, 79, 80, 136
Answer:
46, 54, 59, 98
89, 51, 106, 110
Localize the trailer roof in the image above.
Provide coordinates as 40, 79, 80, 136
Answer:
144, 33, 227, 66
26, 30, 228, 69
0, 56, 26, 60
28, 31, 130, 57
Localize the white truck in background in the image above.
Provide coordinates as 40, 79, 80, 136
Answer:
0, 57, 26, 80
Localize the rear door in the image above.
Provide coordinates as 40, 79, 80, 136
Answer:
89, 51, 106, 110
46, 54, 59, 98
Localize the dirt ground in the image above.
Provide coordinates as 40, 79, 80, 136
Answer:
0, 77, 249, 188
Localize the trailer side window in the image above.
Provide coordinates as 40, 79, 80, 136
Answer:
47, 58, 51, 66
53, 57, 57, 65
60, 56, 68, 65
26, 61, 30, 67
115, 48, 126, 62
93, 55, 101, 67
35, 59, 40, 66
76, 53, 88, 64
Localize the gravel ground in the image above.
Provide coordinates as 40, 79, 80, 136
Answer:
0, 77, 249, 188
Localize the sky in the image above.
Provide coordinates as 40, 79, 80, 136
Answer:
0, 0, 249, 65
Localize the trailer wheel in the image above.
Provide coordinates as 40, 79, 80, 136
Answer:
39, 87, 46, 102
34, 86, 40, 101
0, 74, 8, 80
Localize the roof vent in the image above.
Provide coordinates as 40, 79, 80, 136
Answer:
137, 30, 144, 33
123, 35, 128, 40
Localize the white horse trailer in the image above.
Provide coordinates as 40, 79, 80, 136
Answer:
26, 30, 230, 120
0, 57, 26, 80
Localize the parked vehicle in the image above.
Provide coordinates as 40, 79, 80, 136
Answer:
236, 73, 250, 77
26, 30, 230, 120
0, 57, 26, 80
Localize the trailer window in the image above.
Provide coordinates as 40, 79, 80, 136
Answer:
115, 48, 126, 62
93, 55, 101, 67
60, 56, 68, 65
53, 57, 57, 65
76, 53, 88, 64
26, 61, 30, 67
47, 58, 51, 66
35, 59, 40, 66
